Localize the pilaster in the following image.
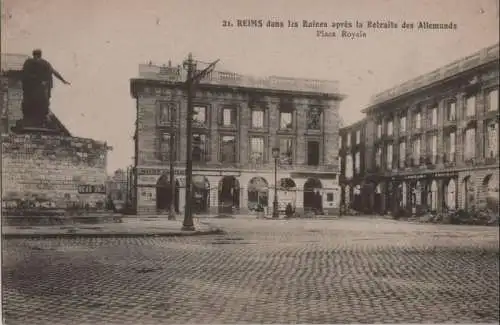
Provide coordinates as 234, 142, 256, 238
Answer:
268, 100, 279, 157
296, 104, 307, 165
208, 102, 219, 163
476, 89, 486, 159
239, 101, 250, 164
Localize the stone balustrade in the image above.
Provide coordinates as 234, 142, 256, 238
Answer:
138, 63, 340, 94
370, 43, 500, 104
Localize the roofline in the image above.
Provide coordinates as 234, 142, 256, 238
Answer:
366, 42, 499, 109
361, 58, 499, 114
130, 78, 347, 101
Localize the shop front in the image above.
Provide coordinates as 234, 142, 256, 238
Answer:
389, 171, 459, 215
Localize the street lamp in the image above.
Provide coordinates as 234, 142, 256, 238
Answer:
272, 147, 280, 219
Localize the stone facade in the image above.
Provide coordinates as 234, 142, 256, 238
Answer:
338, 119, 367, 211
339, 43, 500, 214
130, 63, 344, 215
1, 53, 110, 215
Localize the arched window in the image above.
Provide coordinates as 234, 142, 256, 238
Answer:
247, 177, 269, 211
446, 179, 456, 210
430, 180, 438, 211
278, 178, 297, 208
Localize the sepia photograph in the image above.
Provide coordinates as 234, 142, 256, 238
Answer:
1, 0, 499, 324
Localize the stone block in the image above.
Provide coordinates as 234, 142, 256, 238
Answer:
1, 133, 110, 215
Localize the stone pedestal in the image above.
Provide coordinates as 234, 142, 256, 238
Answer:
1, 132, 109, 216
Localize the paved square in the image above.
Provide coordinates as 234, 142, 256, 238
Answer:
2, 217, 499, 324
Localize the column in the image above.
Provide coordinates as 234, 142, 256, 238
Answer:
476, 90, 486, 160
178, 187, 186, 214
458, 176, 465, 210
407, 108, 413, 137
420, 105, 427, 163
437, 98, 445, 164
206, 176, 219, 214
477, 119, 484, 161
456, 92, 465, 163
394, 114, 400, 144
240, 186, 249, 214
406, 108, 413, 164
294, 178, 306, 214
296, 105, 307, 165
210, 103, 219, 163
268, 101, 279, 159
239, 100, 249, 165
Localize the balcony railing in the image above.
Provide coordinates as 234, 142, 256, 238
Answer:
276, 163, 338, 172
188, 160, 339, 173
204, 161, 339, 173
138, 63, 340, 94
370, 43, 499, 104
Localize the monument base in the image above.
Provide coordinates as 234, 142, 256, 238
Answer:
1, 132, 110, 218
11, 113, 70, 136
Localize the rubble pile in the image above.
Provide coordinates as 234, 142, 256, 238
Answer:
415, 209, 499, 226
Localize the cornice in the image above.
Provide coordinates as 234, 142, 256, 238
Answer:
130, 78, 345, 101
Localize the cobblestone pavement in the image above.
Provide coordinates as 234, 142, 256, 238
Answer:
2, 217, 499, 324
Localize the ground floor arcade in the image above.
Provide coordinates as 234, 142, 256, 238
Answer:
134, 167, 341, 215
341, 167, 499, 215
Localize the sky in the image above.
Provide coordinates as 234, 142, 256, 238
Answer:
2, 0, 499, 174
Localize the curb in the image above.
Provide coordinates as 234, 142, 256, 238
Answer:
2, 228, 226, 239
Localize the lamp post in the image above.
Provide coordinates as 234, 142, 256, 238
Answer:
272, 147, 280, 219
168, 132, 176, 220
181, 54, 219, 231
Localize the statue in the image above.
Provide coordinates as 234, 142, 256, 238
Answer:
14, 49, 70, 132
